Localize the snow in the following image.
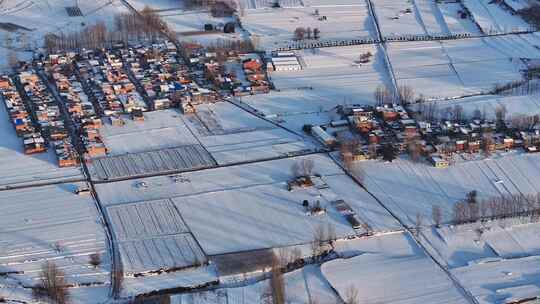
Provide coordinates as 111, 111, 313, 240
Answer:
121, 265, 219, 298
171, 264, 339, 304
463, 0, 531, 34
324, 232, 470, 304
0, 0, 129, 58
388, 38, 525, 99
360, 154, 540, 227
372, 0, 426, 38
240, 4, 375, 49
95, 154, 398, 254
453, 256, 540, 304
0, 182, 110, 289
184, 102, 315, 165
503, 0, 533, 11
172, 182, 355, 255
270, 45, 391, 105
100, 109, 199, 156
413, 94, 540, 120
106, 199, 206, 274
438, 2, 482, 36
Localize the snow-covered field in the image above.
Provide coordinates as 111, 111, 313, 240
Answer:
372, 0, 426, 38
413, 94, 540, 120
185, 102, 315, 165
419, 219, 540, 304
462, 0, 532, 34
171, 264, 339, 304
0, 182, 110, 300
100, 109, 199, 156
325, 232, 470, 304
95, 154, 400, 255
360, 153, 540, 227
388, 38, 526, 99
438, 2, 482, 36
270, 45, 391, 104
106, 199, 207, 275
240, 3, 375, 49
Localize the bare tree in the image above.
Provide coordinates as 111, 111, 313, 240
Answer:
398, 85, 415, 104
432, 205, 442, 227
313, 28, 320, 40
344, 285, 360, 304
408, 140, 422, 162
413, 213, 423, 236
453, 105, 464, 122
33, 261, 69, 304
89, 253, 102, 269
294, 27, 306, 40
374, 85, 392, 106
291, 159, 315, 178
495, 105, 507, 124
312, 224, 326, 258
268, 254, 286, 304
482, 132, 494, 157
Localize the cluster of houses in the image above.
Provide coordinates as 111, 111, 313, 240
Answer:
0, 69, 80, 167
19, 69, 80, 167
312, 103, 540, 167
122, 43, 220, 114
176, 43, 269, 96
237, 55, 271, 95
0, 75, 47, 154
124, 42, 183, 111
75, 49, 147, 117
45, 55, 107, 159
418, 118, 540, 167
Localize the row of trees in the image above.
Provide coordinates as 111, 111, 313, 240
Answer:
374, 85, 415, 105
293, 27, 321, 41
44, 7, 168, 53
452, 191, 540, 225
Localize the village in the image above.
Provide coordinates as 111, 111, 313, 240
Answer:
4, 41, 540, 171
311, 100, 540, 168
0, 39, 272, 167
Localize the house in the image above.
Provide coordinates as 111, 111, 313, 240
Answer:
311, 126, 337, 147
131, 109, 145, 121
430, 155, 449, 168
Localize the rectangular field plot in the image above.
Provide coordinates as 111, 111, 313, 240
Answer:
100, 109, 199, 156
270, 45, 391, 107
0, 183, 110, 286
325, 232, 470, 304
387, 38, 524, 99
184, 102, 315, 165
107, 199, 189, 240
412, 94, 540, 120
438, 2, 482, 35
361, 154, 540, 227
88, 145, 216, 181
107, 199, 207, 275
463, 0, 531, 34
172, 183, 356, 255
240, 4, 375, 49
373, 0, 426, 38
